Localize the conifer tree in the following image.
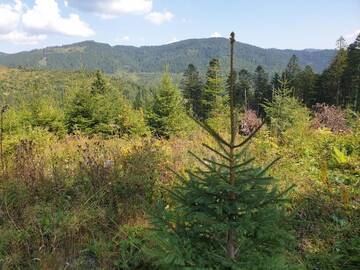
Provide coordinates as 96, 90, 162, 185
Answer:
343, 34, 360, 110
181, 64, 204, 119
297, 65, 317, 106
236, 69, 253, 109
317, 48, 348, 106
65, 90, 95, 133
254, 65, 271, 115
202, 58, 223, 120
283, 55, 301, 98
271, 73, 281, 92
283, 55, 301, 83
91, 70, 107, 95
148, 33, 295, 269
147, 71, 187, 138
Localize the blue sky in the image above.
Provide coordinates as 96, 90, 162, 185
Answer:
0, 0, 359, 53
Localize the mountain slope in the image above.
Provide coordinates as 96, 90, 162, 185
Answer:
0, 38, 336, 74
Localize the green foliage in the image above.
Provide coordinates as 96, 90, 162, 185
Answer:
0, 138, 170, 269
181, 64, 204, 119
91, 70, 107, 95
283, 55, 301, 97
65, 74, 149, 137
147, 35, 297, 269
0, 39, 336, 74
264, 82, 310, 138
297, 65, 317, 106
147, 146, 297, 268
254, 65, 271, 115
202, 58, 224, 120
236, 69, 253, 109
147, 72, 188, 138
65, 89, 95, 133
0, 37, 359, 270
343, 34, 360, 111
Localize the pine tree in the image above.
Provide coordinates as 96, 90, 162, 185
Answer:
202, 58, 224, 120
181, 64, 204, 119
91, 70, 107, 95
297, 65, 317, 106
65, 90, 95, 133
236, 69, 253, 109
147, 33, 295, 269
254, 65, 271, 115
271, 72, 282, 93
343, 34, 360, 110
284, 55, 301, 83
336, 36, 347, 50
283, 55, 301, 98
317, 48, 348, 106
147, 71, 187, 138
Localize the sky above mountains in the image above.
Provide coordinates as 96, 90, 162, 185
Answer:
0, 0, 359, 53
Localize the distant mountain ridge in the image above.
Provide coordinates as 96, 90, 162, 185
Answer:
0, 38, 336, 74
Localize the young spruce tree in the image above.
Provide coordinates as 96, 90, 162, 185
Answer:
202, 58, 224, 120
147, 71, 187, 138
181, 64, 204, 120
147, 33, 296, 269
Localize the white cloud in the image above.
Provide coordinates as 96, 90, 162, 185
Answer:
67, 0, 173, 25
145, 10, 173, 25
0, 31, 46, 45
211, 32, 222, 38
0, 0, 23, 34
64, 1, 68, 7
0, 0, 94, 45
22, 0, 94, 37
67, 0, 152, 17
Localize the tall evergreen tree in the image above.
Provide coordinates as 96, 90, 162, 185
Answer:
297, 65, 317, 106
284, 55, 301, 82
343, 34, 360, 110
236, 69, 253, 109
283, 55, 301, 97
147, 32, 295, 269
202, 58, 223, 120
254, 65, 271, 115
147, 72, 187, 138
271, 72, 282, 92
336, 36, 347, 50
317, 48, 348, 106
181, 64, 204, 119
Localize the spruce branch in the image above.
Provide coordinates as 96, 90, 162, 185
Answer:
234, 121, 265, 148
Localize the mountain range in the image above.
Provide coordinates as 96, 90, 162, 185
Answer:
0, 38, 336, 75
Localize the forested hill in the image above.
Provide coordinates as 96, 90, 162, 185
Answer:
0, 38, 336, 74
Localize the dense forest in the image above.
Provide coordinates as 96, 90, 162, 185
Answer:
0, 38, 336, 75
0, 33, 359, 269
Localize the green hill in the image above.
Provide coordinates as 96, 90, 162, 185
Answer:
0, 38, 336, 74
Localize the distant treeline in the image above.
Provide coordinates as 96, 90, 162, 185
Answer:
178, 35, 360, 122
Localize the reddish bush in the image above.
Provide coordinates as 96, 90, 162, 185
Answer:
312, 103, 348, 133
239, 110, 262, 136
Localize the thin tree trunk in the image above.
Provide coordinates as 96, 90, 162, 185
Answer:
336, 80, 341, 106
227, 32, 237, 259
